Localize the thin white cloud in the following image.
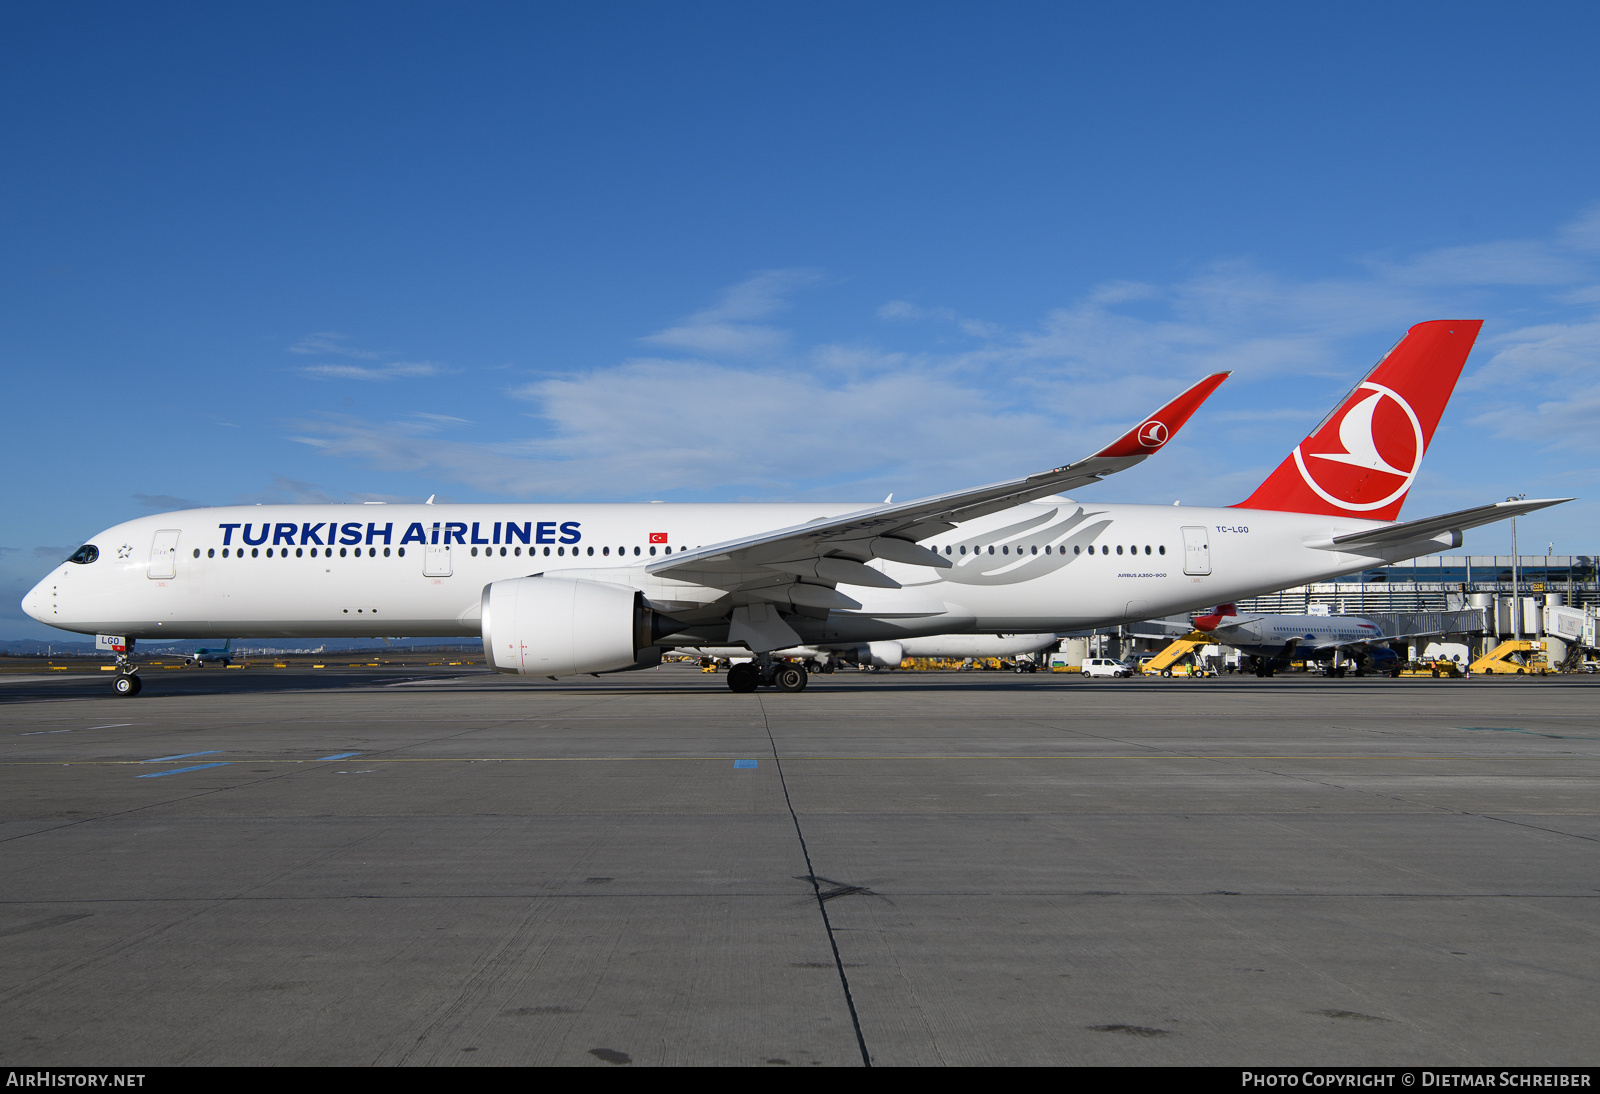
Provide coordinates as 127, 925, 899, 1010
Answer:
1466, 311, 1600, 453
233, 475, 417, 505
1209, 407, 1322, 423
1373, 240, 1589, 287
291, 332, 449, 380
300, 361, 444, 381
289, 333, 383, 359
1560, 203, 1600, 252
877, 300, 955, 321
640, 269, 819, 357
287, 207, 1600, 514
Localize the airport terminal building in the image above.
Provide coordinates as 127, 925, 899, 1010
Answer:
1236, 554, 1599, 617
1098, 554, 1600, 669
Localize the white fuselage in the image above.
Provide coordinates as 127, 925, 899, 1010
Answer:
22, 500, 1411, 644
1206, 614, 1386, 658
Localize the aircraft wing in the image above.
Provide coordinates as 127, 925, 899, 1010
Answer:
646, 372, 1230, 599
1312, 498, 1571, 554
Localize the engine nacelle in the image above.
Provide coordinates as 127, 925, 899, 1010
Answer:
1365, 645, 1400, 668
481, 577, 663, 677
841, 640, 904, 669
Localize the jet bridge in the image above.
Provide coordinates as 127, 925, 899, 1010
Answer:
1358, 608, 1488, 642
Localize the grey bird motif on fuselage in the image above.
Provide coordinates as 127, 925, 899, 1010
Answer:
900, 506, 1115, 587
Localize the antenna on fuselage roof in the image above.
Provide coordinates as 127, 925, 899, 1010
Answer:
425, 495, 435, 504
884, 493, 893, 504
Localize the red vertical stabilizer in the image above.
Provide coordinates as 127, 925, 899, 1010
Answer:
1192, 604, 1236, 631
1235, 320, 1482, 521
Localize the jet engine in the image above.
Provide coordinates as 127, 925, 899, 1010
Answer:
1363, 646, 1401, 670
481, 576, 676, 677
839, 640, 905, 669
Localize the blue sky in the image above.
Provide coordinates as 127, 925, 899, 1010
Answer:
4, 3, 1600, 638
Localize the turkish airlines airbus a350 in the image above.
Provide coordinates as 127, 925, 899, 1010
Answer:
23, 320, 1567, 696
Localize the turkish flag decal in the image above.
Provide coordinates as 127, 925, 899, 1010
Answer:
649, 532, 668, 544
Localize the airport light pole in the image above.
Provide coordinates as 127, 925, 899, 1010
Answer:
1508, 495, 1524, 641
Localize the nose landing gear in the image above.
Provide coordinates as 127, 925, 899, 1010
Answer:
97, 636, 145, 697
111, 644, 142, 697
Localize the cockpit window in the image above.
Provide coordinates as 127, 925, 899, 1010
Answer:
67, 544, 99, 565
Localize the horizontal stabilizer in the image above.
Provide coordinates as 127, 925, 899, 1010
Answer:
1308, 498, 1572, 554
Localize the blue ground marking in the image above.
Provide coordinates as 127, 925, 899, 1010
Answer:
733, 759, 758, 769
137, 762, 233, 778
145, 751, 222, 762
316, 752, 362, 761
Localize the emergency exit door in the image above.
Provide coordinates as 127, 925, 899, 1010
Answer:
423, 543, 452, 577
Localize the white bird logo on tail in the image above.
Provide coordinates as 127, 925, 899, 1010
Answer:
1291, 381, 1425, 512
1309, 390, 1411, 476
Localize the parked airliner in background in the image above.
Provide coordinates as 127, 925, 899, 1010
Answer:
183, 638, 233, 668
1193, 604, 1410, 677
687, 632, 1061, 672
23, 320, 1568, 696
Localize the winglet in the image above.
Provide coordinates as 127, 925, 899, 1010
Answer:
1092, 372, 1231, 459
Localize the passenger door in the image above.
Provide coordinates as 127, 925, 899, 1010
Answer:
423, 543, 452, 577
1181, 526, 1211, 576
148, 530, 181, 580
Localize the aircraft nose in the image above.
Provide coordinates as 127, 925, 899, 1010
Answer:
21, 576, 52, 624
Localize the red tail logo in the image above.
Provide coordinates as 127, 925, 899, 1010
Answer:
1237, 320, 1481, 521
1193, 604, 1236, 631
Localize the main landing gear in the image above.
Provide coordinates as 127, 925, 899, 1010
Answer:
726, 657, 810, 694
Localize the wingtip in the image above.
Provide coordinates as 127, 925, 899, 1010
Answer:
1091, 371, 1230, 459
